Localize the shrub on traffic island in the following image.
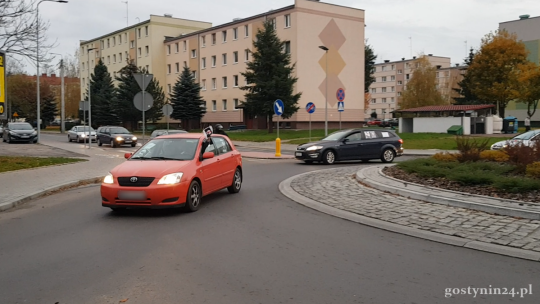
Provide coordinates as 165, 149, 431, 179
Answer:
431, 152, 459, 162
526, 162, 540, 179
479, 150, 509, 162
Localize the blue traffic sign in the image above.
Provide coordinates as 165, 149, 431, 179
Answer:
305, 102, 316, 114
336, 88, 345, 102
338, 101, 344, 112
274, 99, 284, 116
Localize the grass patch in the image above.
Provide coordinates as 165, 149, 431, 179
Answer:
0, 156, 86, 173
225, 129, 341, 142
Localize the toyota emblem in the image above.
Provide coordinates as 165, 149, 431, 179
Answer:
130, 177, 138, 183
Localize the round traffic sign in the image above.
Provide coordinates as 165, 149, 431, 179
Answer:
162, 104, 173, 116
305, 102, 316, 114
336, 88, 345, 102
133, 91, 154, 112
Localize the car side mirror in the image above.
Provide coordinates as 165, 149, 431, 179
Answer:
124, 153, 133, 159
342, 138, 349, 144
202, 152, 215, 159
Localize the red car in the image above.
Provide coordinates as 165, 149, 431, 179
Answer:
101, 133, 242, 212
366, 119, 382, 126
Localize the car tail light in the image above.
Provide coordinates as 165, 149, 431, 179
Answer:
398, 139, 404, 144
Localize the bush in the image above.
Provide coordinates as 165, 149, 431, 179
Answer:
492, 177, 540, 193
503, 142, 538, 172
526, 162, 540, 178
480, 150, 509, 162
432, 152, 458, 162
447, 172, 494, 185
455, 136, 490, 162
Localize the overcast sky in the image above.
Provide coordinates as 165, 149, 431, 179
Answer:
27, 0, 540, 73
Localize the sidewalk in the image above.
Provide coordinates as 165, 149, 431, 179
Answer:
279, 166, 540, 261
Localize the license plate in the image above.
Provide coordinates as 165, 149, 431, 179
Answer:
21, 136, 29, 138
118, 191, 146, 201
295, 152, 303, 157
125, 140, 131, 143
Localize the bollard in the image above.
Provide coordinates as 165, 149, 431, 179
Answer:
275, 138, 281, 157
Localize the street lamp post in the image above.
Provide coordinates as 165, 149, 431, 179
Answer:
36, 0, 68, 143
51, 53, 65, 133
87, 47, 97, 148
319, 46, 329, 136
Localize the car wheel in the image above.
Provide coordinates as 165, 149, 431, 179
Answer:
110, 139, 116, 148
381, 148, 395, 163
131, 143, 137, 147
77, 136, 81, 143
227, 168, 242, 194
322, 150, 336, 165
2, 136, 5, 142
185, 180, 202, 212
68, 135, 72, 142
97, 138, 102, 146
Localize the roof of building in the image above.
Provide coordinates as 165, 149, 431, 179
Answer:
374, 55, 451, 65
500, 15, 540, 24
394, 104, 495, 113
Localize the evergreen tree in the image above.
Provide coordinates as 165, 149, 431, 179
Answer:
452, 48, 480, 105
170, 66, 206, 130
240, 20, 301, 133
365, 43, 377, 93
41, 92, 57, 126
88, 59, 119, 127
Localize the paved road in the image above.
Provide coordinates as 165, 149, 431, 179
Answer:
1, 158, 538, 304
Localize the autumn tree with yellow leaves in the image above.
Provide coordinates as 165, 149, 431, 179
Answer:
399, 55, 446, 109
467, 30, 529, 117
513, 62, 540, 118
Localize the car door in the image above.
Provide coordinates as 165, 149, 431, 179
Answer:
338, 132, 363, 160
212, 137, 236, 188
68, 127, 76, 140
200, 141, 222, 194
360, 130, 381, 158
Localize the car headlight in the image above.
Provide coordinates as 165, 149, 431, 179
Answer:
116, 136, 124, 141
9, 131, 17, 136
80, 134, 87, 138
132, 136, 138, 141
306, 145, 323, 151
103, 173, 114, 184
31, 131, 37, 135
157, 173, 184, 185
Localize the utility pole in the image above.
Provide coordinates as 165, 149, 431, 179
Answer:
122, 1, 128, 26
59, 59, 65, 133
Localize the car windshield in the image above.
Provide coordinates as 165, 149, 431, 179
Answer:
78, 126, 95, 132
110, 127, 130, 134
130, 138, 200, 161
513, 131, 539, 141
10, 124, 33, 130
322, 130, 350, 141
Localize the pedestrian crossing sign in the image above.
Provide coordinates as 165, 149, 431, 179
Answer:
338, 101, 344, 112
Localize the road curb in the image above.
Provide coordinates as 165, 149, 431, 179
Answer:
279, 169, 540, 261
0, 176, 104, 212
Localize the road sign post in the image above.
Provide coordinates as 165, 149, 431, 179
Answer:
338, 101, 344, 130
162, 104, 173, 131
134, 73, 153, 142
336, 88, 345, 130
306, 102, 316, 142
274, 99, 284, 157
79, 100, 89, 149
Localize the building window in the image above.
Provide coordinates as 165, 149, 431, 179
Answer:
175, 43, 179, 53
382, 76, 387, 82
167, 64, 171, 74
145, 65, 149, 73
145, 46, 149, 56
233, 28, 238, 40
107, 38, 110, 48
112, 37, 116, 46
125, 33, 127, 42
167, 84, 171, 93
100, 40, 104, 50
211, 100, 217, 111
391, 97, 395, 103
113, 54, 116, 63
390, 75, 395, 81
271, 18, 276, 29
244, 25, 249, 37
397, 92, 402, 96
406, 74, 410, 80
183, 61, 187, 68
398, 80, 403, 85
202, 36, 206, 47
382, 98, 387, 103
245, 49, 249, 61
283, 41, 291, 54
382, 87, 387, 93
191, 49, 197, 58
211, 56, 216, 67
398, 69, 402, 74
371, 98, 376, 104
233, 75, 239, 87
138, 28, 141, 38
212, 33, 216, 45
371, 88, 376, 94
138, 47, 141, 57
212, 78, 216, 89
233, 51, 238, 63
222, 30, 227, 42
222, 53, 227, 65
381, 66, 386, 71
222, 99, 227, 111
192, 71, 197, 79
175, 62, 179, 73
202, 57, 206, 69
183, 41, 187, 51
405, 63, 410, 69
82, 62, 85, 70
119, 53, 123, 62
285, 14, 291, 28
107, 56, 110, 64
391, 65, 395, 70
145, 26, 148, 36
234, 99, 239, 110
119, 35, 122, 44
391, 86, 395, 92
222, 76, 228, 88
130, 41, 134, 48
167, 45, 171, 55
202, 79, 206, 90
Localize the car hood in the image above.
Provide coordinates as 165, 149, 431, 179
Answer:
297, 140, 335, 149
491, 139, 529, 147
111, 159, 191, 178
9, 129, 35, 134
111, 133, 135, 137
77, 131, 96, 135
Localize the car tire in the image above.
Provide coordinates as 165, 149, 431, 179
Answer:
68, 135, 72, 142
110, 139, 116, 148
185, 180, 202, 212
98, 138, 102, 146
2, 136, 5, 142
131, 143, 137, 147
227, 168, 242, 194
381, 148, 395, 163
77, 136, 81, 143
322, 150, 336, 165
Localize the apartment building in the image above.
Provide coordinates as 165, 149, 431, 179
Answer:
79, 15, 212, 100
164, 0, 365, 129
368, 55, 451, 119
500, 14, 540, 65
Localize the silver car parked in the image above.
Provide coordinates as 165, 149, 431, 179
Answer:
68, 125, 97, 143
490, 130, 540, 150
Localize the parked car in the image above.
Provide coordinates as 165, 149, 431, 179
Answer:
366, 119, 382, 126
490, 129, 540, 150
97, 126, 138, 147
101, 133, 243, 212
295, 129, 404, 164
380, 118, 399, 128
67, 125, 96, 143
150, 129, 188, 139
2, 122, 37, 143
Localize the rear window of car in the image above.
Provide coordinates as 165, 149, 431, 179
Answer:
378, 131, 396, 138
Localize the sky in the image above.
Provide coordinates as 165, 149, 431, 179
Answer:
22, 0, 540, 73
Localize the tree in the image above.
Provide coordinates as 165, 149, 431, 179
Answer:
0, 0, 55, 61
240, 20, 301, 133
41, 90, 57, 125
5, 56, 26, 75
365, 42, 377, 94
7, 74, 56, 123
64, 48, 80, 78
453, 48, 480, 105
88, 59, 119, 127
467, 29, 529, 117
399, 55, 446, 109
514, 62, 540, 118
170, 66, 206, 131
114, 61, 165, 130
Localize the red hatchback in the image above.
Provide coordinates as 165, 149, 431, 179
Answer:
101, 133, 242, 212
